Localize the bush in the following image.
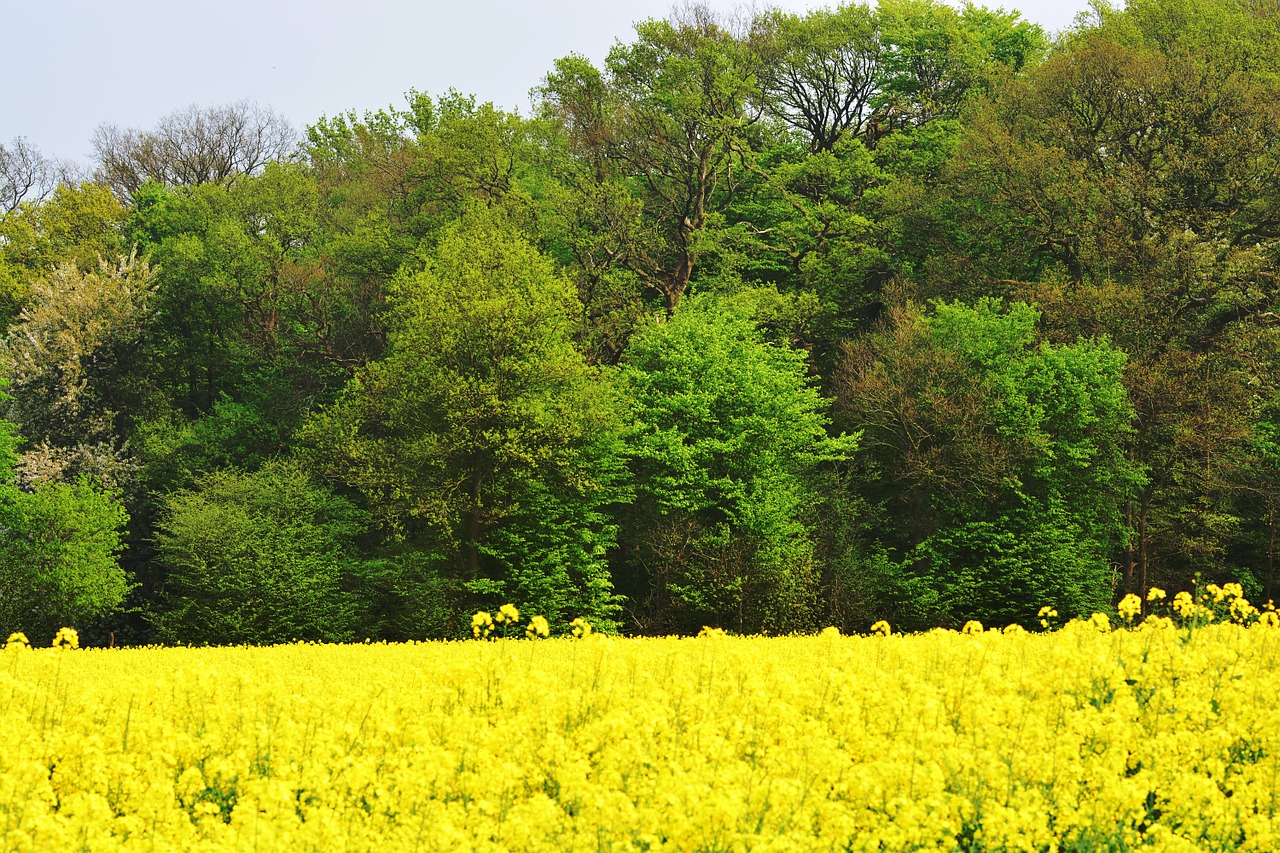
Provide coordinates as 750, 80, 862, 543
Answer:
151, 460, 365, 645
0, 477, 130, 641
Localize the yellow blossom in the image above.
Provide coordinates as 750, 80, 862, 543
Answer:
961, 620, 983, 635
1117, 593, 1142, 620
52, 627, 79, 650
871, 620, 892, 637
495, 603, 520, 625
1147, 587, 1166, 601
471, 610, 494, 639
569, 617, 593, 639
1231, 596, 1258, 623
4, 631, 30, 651
525, 615, 550, 639
0, 606, 1277, 851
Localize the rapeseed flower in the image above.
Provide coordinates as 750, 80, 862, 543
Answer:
52, 626, 79, 649
2, 595, 1278, 851
471, 610, 494, 639
525, 615, 550, 639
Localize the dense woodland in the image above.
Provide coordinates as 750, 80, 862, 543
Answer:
1, 0, 1278, 644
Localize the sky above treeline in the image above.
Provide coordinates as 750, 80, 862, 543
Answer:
2, 0, 1091, 167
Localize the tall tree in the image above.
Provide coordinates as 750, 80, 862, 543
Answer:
540, 5, 762, 311
755, 3, 884, 152
834, 299, 1141, 627
908, 0, 1280, 591
302, 208, 627, 630
617, 296, 856, 634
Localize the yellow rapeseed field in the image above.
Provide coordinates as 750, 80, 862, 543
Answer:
3, 591, 1280, 852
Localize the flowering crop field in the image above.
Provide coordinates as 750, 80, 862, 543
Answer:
3, 615, 1280, 851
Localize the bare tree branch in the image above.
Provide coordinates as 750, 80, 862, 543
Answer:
93, 100, 297, 199
0, 137, 61, 214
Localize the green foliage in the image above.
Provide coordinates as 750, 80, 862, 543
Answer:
540, 9, 761, 310
5, 0, 1280, 641
0, 252, 156, 489
618, 296, 856, 634
150, 460, 363, 645
0, 407, 130, 640
0, 182, 127, 279
302, 208, 626, 631
836, 299, 1142, 627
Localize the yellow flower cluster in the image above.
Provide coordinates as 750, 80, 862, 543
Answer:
3, 610, 1280, 851
51, 626, 79, 650
471, 607, 560, 641
470, 610, 494, 639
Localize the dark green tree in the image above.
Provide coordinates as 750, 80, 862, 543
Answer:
540, 7, 762, 311
302, 208, 627, 631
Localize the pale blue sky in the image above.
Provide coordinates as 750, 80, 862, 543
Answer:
1, 0, 1091, 166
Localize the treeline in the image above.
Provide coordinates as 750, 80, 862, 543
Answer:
1, 0, 1277, 643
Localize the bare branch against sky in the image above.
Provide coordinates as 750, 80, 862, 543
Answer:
1, 0, 1088, 166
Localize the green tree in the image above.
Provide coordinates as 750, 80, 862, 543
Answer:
0, 182, 127, 321
617, 296, 856, 634
911, 0, 1280, 591
302, 208, 626, 631
0, 412, 130, 641
150, 459, 362, 645
540, 7, 762, 311
834, 299, 1141, 627
754, 3, 884, 152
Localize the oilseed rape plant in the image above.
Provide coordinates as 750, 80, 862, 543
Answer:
3, 589, 1280, 852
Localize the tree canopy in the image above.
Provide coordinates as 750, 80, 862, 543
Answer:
4, 0, 1278, 642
